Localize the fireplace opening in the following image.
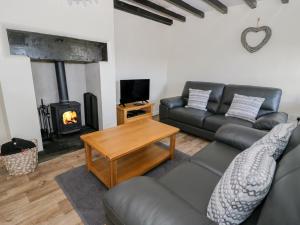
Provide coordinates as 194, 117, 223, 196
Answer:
32, 60, 100, 157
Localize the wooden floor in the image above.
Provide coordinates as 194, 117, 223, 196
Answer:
0, 129, 209, 225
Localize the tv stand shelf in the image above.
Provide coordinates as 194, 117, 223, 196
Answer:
117, 103, 153, 125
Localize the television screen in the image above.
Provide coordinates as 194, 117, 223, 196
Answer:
120, 79, 150, 104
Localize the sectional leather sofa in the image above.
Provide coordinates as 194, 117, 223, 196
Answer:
159, 81, 288, 140
103, 124, 300, 225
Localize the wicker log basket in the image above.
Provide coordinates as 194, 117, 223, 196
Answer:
0, 140, 38, 176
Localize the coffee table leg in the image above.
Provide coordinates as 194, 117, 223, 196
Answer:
170, 134, 176, 160
84, 143, 92, 171
110, 160, 117, 188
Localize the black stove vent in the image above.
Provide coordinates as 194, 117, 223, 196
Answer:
55, 61, 69, 103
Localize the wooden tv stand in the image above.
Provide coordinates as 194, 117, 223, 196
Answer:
117, 102, 153, 125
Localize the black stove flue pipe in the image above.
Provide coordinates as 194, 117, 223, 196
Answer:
54, 61, 69, 103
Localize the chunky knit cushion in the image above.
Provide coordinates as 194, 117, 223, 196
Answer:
207, 123, 297, 224
185, 88, 211, 111
252, 122, 297, 160
207, 145, 276, 225
226, 94, 265, 123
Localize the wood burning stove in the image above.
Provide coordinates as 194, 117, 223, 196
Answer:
50, 61, 82, 135
51, 101, 81, 135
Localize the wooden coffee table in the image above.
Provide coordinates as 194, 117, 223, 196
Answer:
80, 119, 179, 188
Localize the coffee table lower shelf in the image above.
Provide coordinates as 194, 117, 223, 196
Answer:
88, 144, 171, 188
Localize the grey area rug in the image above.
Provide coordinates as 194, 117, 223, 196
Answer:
55, 146, 190, 225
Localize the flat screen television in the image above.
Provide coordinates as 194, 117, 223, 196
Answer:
120, 79, 150, 105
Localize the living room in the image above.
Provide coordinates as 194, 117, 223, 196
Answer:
0, 0, 299, 224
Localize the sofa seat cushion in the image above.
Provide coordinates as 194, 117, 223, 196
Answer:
103, 176, 214, 225
204, 114, 253, 132
169, 107, 212, 128
191, 142, 240, 176
159, 162, 220, 214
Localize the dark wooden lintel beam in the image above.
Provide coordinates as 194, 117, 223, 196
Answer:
282, 0, 289, 3
7, 29, 108, 62
244, 0, 257, 9
201, 0, 228, 14
130, 0, 186, 22
114, 0, 173, 26
164, 0, 205, 18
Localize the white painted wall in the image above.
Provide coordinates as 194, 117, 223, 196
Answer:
0, 0, 117, 150
0, 83, 10, 145
0, 57, 43, 150
166, 0, 300, 119
99, 59, 117, 128
31, 62, 59, 106
114, 10, 169, 114
85, 63, 103, 129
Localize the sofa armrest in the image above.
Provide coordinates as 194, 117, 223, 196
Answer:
215, 124, 267, 151
254, 112, 288, 130
160, 96, 184, 109
103, 177, 213, 225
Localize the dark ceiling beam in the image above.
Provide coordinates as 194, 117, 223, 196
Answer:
114, 0, 173, 26
201, 0, 228, 14
130, 0, 186, 22
164, 0, 205, 18
244, 0, 257, 9
282, 0, 289, 3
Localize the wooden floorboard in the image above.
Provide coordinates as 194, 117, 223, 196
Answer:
0, 121, 209, 225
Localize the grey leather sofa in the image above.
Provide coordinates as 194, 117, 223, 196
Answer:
103, 124, 300, 225
160, 81, 288, 140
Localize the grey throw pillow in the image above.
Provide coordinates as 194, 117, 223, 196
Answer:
226, 94, 265, 123
207, 145, 276, 225
185, 88, 211, 111
252, 122, 297, 160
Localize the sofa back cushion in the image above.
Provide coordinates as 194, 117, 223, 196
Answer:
182, 82, 225, 113
218, 85, 282, 117
257, 145, 300, 225
285, 124, 300, 154
252, 122, 297, 160
207, 144, 276, 225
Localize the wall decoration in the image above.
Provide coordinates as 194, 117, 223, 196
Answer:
241, 18, 272, 53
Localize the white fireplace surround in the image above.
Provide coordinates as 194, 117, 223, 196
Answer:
0, 0, 117, 150
0, 55, 115, 151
